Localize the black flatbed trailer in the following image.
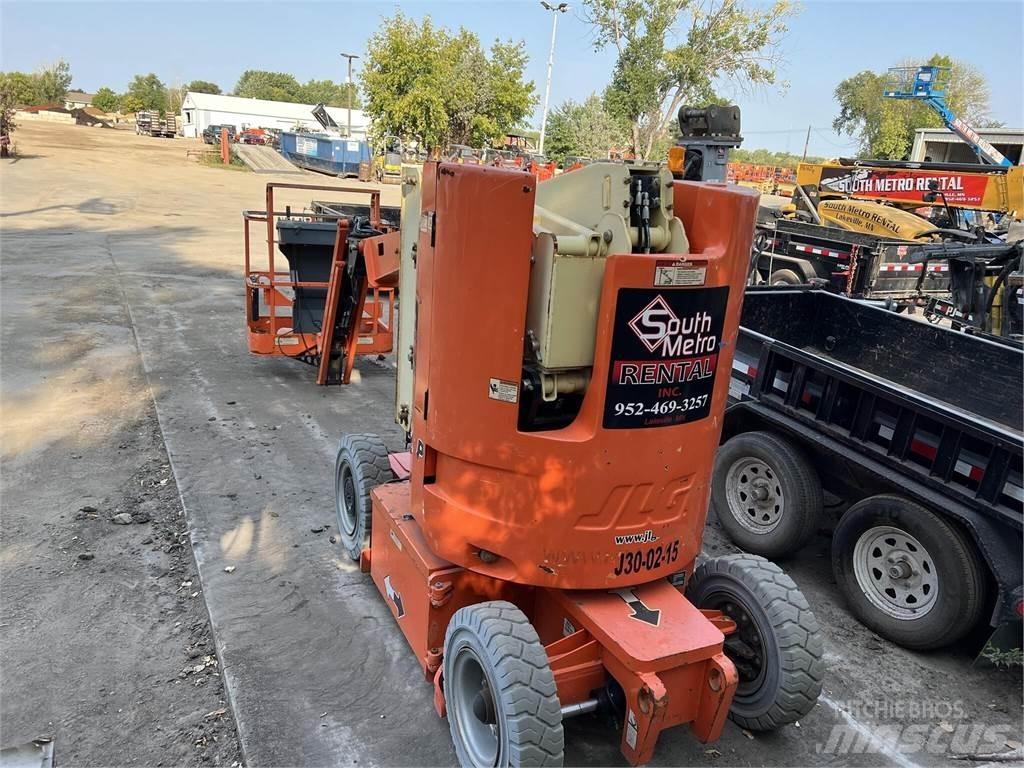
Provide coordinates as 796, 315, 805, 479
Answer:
716, 287, 1022, 650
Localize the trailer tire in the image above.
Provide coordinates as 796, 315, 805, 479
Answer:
832, 495, 986, 650
334, 433, 392, 561
769, 269, 803, 286
712, 431, 822, 558
444, 601, 564, 767
687, 554, 824, 731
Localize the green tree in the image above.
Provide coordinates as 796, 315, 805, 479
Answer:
35, 59, 72, 104
583, 0, 797, 159
730, 148, 824, 168
234, 70, 303, 102
545, 93, 626, 163
124, 73, 167, 111
92, 87, 119, 112
361, 12, 536, 150
0, 72, 39, 106
300, 79, 360, 108
187, 79, 221, 95
0, 80, 17, 157
119, 94, 146, 114
833, 54, 996, 160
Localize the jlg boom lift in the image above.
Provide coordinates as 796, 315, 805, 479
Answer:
243, 183, 400, 385
334, 150, 824, 765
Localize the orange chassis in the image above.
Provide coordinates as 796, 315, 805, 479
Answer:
243, 182, 399, 385
362, 482, 739, 765
352, 164, 761, 764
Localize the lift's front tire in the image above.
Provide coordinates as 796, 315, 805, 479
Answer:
444, 601, 564, 767
334, 433, 392, 561
711, 431, 823, 558
831, 494, 986, 650
687, 554, 824, 731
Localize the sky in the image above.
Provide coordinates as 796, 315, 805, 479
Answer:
2, 0, 1022, 157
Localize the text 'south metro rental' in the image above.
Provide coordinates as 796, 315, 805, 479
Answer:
604, 286, 729, 429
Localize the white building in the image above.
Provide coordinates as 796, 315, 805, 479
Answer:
179, 92, 369, 139
64, 91, 94, 109
910, 126, 1022, 165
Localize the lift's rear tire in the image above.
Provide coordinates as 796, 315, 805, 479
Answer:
831, 495, 986, 650
444, 601, 564, 767
769, 269, 803, 286
334, 433, 392, 561
711, 431, 823, 558
686, 554, 824, 731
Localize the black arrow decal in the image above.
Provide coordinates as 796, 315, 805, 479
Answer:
384, 575, 405, 618
611, 588, 660, 626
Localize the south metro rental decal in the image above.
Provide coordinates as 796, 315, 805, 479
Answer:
603, 287, 729, 429
818, 167, 989, 207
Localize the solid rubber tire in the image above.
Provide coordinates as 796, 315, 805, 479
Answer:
443, 601, 564, 767
334, 433, 392, 561
687, 554, 824, 731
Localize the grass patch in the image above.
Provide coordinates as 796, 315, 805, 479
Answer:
199, 148, 248, 171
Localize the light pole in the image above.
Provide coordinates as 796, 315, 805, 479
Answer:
340, 52, 359, 137
538, 1, 569, 157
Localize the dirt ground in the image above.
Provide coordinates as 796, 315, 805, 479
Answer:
1, 121, 1020, 768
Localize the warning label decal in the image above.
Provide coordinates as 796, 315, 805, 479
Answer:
488, 377, 519, 404
603, 287, 728, 429
654, 259, 707, 287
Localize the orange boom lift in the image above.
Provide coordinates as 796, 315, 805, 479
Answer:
336, 158, 823, 765
243, 183, 399, 385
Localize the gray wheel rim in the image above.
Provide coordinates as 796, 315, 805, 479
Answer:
336, 463, 357, 537
449, 643, 502, 767
725, 457, 784, 534
852, 525, 938, 619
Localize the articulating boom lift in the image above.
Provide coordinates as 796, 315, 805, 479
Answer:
884, 66, 1013, 168
335, 161, 824, 766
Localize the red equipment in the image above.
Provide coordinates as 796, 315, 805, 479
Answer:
244, 183, 398, 385
336, 162, 823, 765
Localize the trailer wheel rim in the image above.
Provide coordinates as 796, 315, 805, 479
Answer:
852, 525, 938, 619
724, 457, 784, 534
449, 645, 502, 767
337, 463, 358, 537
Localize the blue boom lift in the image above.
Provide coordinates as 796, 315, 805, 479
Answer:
884, 65, 1013, 168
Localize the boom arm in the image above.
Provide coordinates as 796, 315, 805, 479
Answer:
884, 66, 1012, 168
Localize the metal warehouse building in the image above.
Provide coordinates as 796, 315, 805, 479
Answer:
910, 126, 1023, 164
179, 92, 369, 139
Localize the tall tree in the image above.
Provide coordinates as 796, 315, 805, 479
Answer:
0, 80, 16, 157
583, 0, 797, 159
92, 87, 119, 113
544, 94, 626, 163
124, 73, 167, 111
233, 70, 303, 102
0, 72, 39, 106
833, 54, 997, 160
361, 13, 536, 150
299, 79, 360, 108
187, 79, 221, 95
35, 59, 72, 104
